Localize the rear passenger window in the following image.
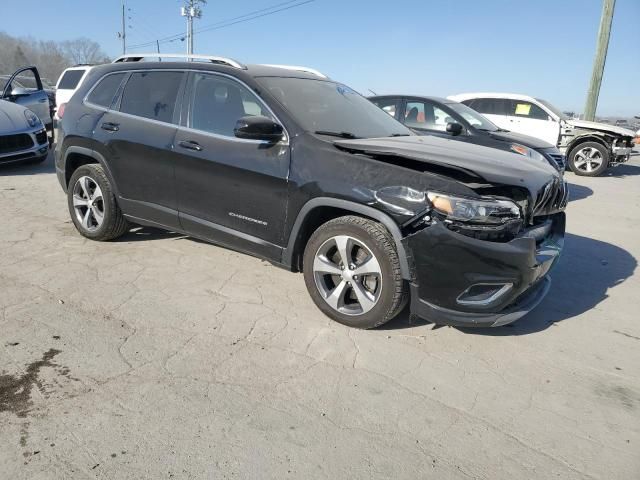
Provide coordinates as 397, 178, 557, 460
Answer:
120, 71, 184, 123
87, 73, 125, 108
58, 70, 85, 89
468, 98, 509, 115
189, 73, 271, 137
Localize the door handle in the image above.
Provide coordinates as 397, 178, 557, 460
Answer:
178, 140, 202, 152
38, 98, 48, 103
101, 122, 120, 132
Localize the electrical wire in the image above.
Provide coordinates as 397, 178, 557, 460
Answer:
127, 0, 315, 49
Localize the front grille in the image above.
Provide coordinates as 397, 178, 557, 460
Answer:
35, 129, 48, 145
545, 152, 565, 171
533, 179, 568, 217
0, 133, 33, 155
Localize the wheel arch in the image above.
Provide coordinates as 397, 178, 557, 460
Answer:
283, 198, 411, 280
64, 146, 119, 196
566, 134, 611, 157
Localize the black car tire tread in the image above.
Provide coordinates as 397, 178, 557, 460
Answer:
303, 215, 407, 329
67, 164, 129, 241
568, 141, 609, 177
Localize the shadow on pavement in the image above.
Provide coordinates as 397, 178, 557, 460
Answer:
601, 163, 640, 178
567, 183, 593, 202
117, 226, 186, 242
0, 152, 55, 177
459, 233, 636, 336
380, 233, 636, 334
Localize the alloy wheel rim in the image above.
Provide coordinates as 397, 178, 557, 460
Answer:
574, 147, 603, 173
313, 235, 382, 316
72, 176, 104, 232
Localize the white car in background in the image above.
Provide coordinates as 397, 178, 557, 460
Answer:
448, 92, 636, 176
54, 65, 95, 120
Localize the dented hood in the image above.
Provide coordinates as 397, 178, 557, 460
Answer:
567, 119, 636, 137
334, 135, 560, 196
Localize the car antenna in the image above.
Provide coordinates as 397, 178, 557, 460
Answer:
368, 89, 377, 95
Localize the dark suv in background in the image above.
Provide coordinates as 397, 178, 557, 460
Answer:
55, 54, 567, 329
369, 95, 565, 172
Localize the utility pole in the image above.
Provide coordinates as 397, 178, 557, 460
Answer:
117, 0, 126, 54
584, 0, 616, 121
181, 0, 206, 56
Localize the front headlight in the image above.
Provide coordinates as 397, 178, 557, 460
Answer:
427, 191, 520, 225
510, 143, 546, 164
24, 109, 41, 128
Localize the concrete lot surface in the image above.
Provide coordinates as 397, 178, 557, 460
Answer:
1, 153, 640, 479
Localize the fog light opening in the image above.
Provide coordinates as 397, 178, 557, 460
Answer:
456, 283, 513, 306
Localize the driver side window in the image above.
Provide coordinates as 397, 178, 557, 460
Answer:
405, 101, 454, 131
509, 100, 549, 121
189, 73, 271, 137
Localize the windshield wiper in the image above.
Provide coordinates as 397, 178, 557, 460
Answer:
389, 133, 410, 137
314, 130, 359, 139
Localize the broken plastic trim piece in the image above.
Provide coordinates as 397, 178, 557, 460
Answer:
456, 283, 514, 307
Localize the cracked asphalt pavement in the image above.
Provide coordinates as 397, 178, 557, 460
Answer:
1, 152, 640, 479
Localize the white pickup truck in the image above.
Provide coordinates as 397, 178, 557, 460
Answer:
449, 92, 636, 176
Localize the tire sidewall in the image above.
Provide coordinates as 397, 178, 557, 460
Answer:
303, 220, 400, 329
569, 142, 609, 176
67, 165, 115, 240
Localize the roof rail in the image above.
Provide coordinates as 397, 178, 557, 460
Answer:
112, 53, 246, 69
260, 64, 327, 79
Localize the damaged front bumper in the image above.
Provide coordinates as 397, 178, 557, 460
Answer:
612, 145, 632, 164
402, 212, 565, 327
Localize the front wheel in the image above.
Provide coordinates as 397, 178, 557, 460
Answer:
302, 216, 407, 329
568, 142, 609, 176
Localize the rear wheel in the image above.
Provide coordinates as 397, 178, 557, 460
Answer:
568, 142, 609, 176
67, 164, 129, 241
303, 216, 407, 329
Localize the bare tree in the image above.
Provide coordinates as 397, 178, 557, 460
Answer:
0, 32, 110, 84
61, 38, 110, 65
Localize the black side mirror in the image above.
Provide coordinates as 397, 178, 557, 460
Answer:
234, 115, 284, 142
446, 122, 463, 136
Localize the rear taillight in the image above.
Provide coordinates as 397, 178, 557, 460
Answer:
57, 103, 66, 118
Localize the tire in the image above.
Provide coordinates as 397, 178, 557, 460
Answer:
302, 215, 407, 329
568, 141, 609, 176
67, 164, 129, 241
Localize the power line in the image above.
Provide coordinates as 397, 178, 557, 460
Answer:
129, 0, 304, 48
127, 0, 315, 49
128, 7, 166, 44
198, 0, 315, 35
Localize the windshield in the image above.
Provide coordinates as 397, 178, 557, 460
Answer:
446, 102, 498, 131
535, 98, 568, 121
257, 77, 412, 139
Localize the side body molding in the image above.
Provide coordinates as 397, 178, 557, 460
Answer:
283, 197, 412, 280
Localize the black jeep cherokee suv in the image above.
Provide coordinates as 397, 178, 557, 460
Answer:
55, 54, 567, 329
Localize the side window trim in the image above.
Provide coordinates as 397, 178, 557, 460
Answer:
111, 72, 132, 111
181, 70, 289, 144
83, 71, 129, 111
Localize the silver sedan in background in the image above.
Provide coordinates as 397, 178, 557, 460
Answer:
0, 99, 49, 166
